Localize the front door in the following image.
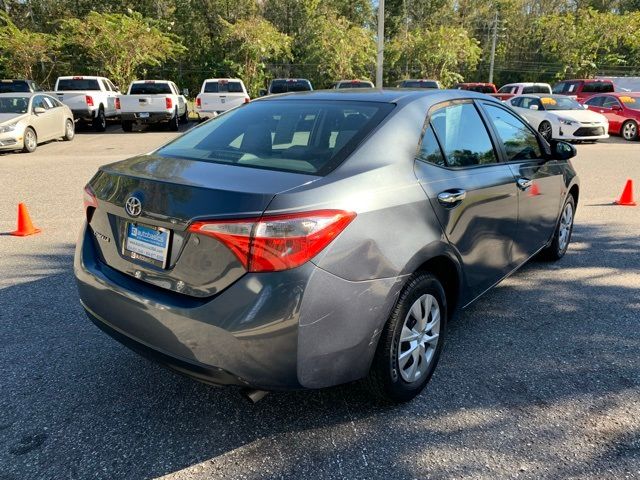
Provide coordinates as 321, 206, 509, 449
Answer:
414, 100, 519, 302
478, 101, 565, 264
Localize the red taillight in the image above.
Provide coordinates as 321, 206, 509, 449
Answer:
244, 97, 250, 104
115, 97, 121, 110
189, 210, 356, 272
85, 95, 94, 107
196, 97, 201, 108
83, 185, 97, 210
166, 97, 173, 109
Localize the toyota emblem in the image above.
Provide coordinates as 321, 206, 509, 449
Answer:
125, 196, 142, 217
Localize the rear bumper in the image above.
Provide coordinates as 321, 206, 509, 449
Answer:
121, 111, 173, 124
71, 108, 96, 121
74, 223, 403, 390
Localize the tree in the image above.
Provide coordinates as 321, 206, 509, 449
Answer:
60, 11, 185, 88
387, 26, 482, 86
221, 16, 292, 95
0, 12, 59, 81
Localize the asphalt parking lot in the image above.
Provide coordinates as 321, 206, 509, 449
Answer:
1, 125, 639, 480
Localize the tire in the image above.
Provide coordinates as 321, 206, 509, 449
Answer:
540, 195, 575, 261
22, 127, 37, 153
121, 120, 133, 132
167, 108, 179, 131
621, 120, 638, 141
93, 107, 107, 132
180, 108, 188, 123
364, 272, 447, 403
538, 121, 553, 141
63, 119, 75, 141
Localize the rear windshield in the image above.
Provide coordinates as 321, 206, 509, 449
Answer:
582, 81, 614, 93
0, 81, 30, 93
57, 79, 100, 91
269, 80, 312, 94
129, 82, 172, 95
337, 81, 373, 89
401, 80, 439, 89
204, 81, 244, 93
522, 85, 551, 94
157, 100, 393, 175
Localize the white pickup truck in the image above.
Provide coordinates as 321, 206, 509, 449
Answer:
119, 80, 188, 132
195, 78, 249, 120
51, 76, 120, 131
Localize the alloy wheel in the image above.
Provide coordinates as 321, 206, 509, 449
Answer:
623, 122, 637, 141
398, 294, 441, 383
539, 122, 552, 141
25, 130, 37, 150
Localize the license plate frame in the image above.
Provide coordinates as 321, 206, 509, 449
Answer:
122, 222, 171, 269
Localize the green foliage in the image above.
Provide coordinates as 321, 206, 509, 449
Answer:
59, 11, 185, 88
0, 12, 59, 81
220, 16, 292, 96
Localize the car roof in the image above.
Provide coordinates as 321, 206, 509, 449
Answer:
254, 88, 501, 106
202, 78, 244, 83
503, 82, 550, 86
592, 92, 640, 97
131, 79, 173, 83
0, 92, 37, 98
337, 79, 373, 83
57, 76, 104, 80
513, 93, 568, 99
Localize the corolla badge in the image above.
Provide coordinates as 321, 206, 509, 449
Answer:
125, 196, 142, 217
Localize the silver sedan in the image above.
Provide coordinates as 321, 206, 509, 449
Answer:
0, 93, 75, 153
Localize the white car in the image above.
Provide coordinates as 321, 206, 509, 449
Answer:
0, 93, 74, 153
495, 82, 551, 101
508, 94, 609, 142
118, 80, 188, 131
195, 78, 249, 120
50, 76, 120, 131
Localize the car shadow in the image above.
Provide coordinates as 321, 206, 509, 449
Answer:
1, 222, 638, 479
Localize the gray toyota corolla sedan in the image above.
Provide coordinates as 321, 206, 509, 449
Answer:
75, 89, 579, 403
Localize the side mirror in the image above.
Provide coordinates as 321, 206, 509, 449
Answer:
529, 104, 539, 110
551, 140, 577, 160
258, 89, 267, 97
182, 88, 189, 97
582, 104, 589, 109
33, 107, 46, 114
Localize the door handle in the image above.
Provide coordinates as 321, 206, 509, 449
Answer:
516, 177, 533, 190
437, 189, 466, 206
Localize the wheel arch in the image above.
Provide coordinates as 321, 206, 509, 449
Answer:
413, 255, 463, 319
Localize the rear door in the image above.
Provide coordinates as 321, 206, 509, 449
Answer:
413, 100, 519, 301
479, 101, 565, 263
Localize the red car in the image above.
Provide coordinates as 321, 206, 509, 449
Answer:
452, 82, 497, 94
582, 93, 640, 141
552, 79, 614, 101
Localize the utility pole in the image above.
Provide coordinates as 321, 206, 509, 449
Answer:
488, 11, 498, 84
376, 0, 385, 88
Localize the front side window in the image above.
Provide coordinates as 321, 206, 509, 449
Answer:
510, 97, 523, 107
157, 100, 393, 175
483, 104, 542, 161
602, 96, 621, 109
520, 97, 543, 110
32, 95, 49, 111
430, 102, 497, 168
584, 96, 604, 107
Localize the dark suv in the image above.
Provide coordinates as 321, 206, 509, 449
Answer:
0, 79, 42, 93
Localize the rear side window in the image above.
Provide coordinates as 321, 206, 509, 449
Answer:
582, 82, 614, 93
430, 102, 497, 168
204, 81, 244, 93
130, 82, 173, 95
510, 97, 523, 107
0, 81, 29, 93
483, 104, 542, 161
57, 79, 100, 91
553, 82, 579, 94
157, 100, 393, 175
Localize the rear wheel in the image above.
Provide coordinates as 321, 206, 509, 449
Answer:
168, 108, 179, 131
63, 119, 75, 141
121, 120, 133, 132
93, 107, 107, 132
22, 127, 37, 153
180, 108, 188, 123
540, 195, 575, 261
364, 272, 447, 403
538, 121, 553, 141
621, 120, 638, 141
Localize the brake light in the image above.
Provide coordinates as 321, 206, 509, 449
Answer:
196, 97, 201, 108
115, 97, 121, 110
166, 97, 173, 109
189, 210, 356, 272
244, 97, 250, 104
83, 185, 97, 210
85, 95, 94, 107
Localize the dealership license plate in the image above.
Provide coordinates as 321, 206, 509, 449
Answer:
124, 223, 170, 268
138, 112, 150, 118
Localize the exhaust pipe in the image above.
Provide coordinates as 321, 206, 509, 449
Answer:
241, 388, 269, 404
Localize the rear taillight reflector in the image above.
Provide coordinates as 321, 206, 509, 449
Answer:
244, 97, 250, 104
85, 95, 94, 107
83, 185, 97, 210
166, 97, 173, 109
115, 97, 121, 110
196, 97, 201, 108
189, 210, 356, 272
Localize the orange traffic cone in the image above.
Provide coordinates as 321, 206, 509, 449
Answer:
10, 203, 41, 236
529, 182, 540, 196
615, 179, 636, 206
